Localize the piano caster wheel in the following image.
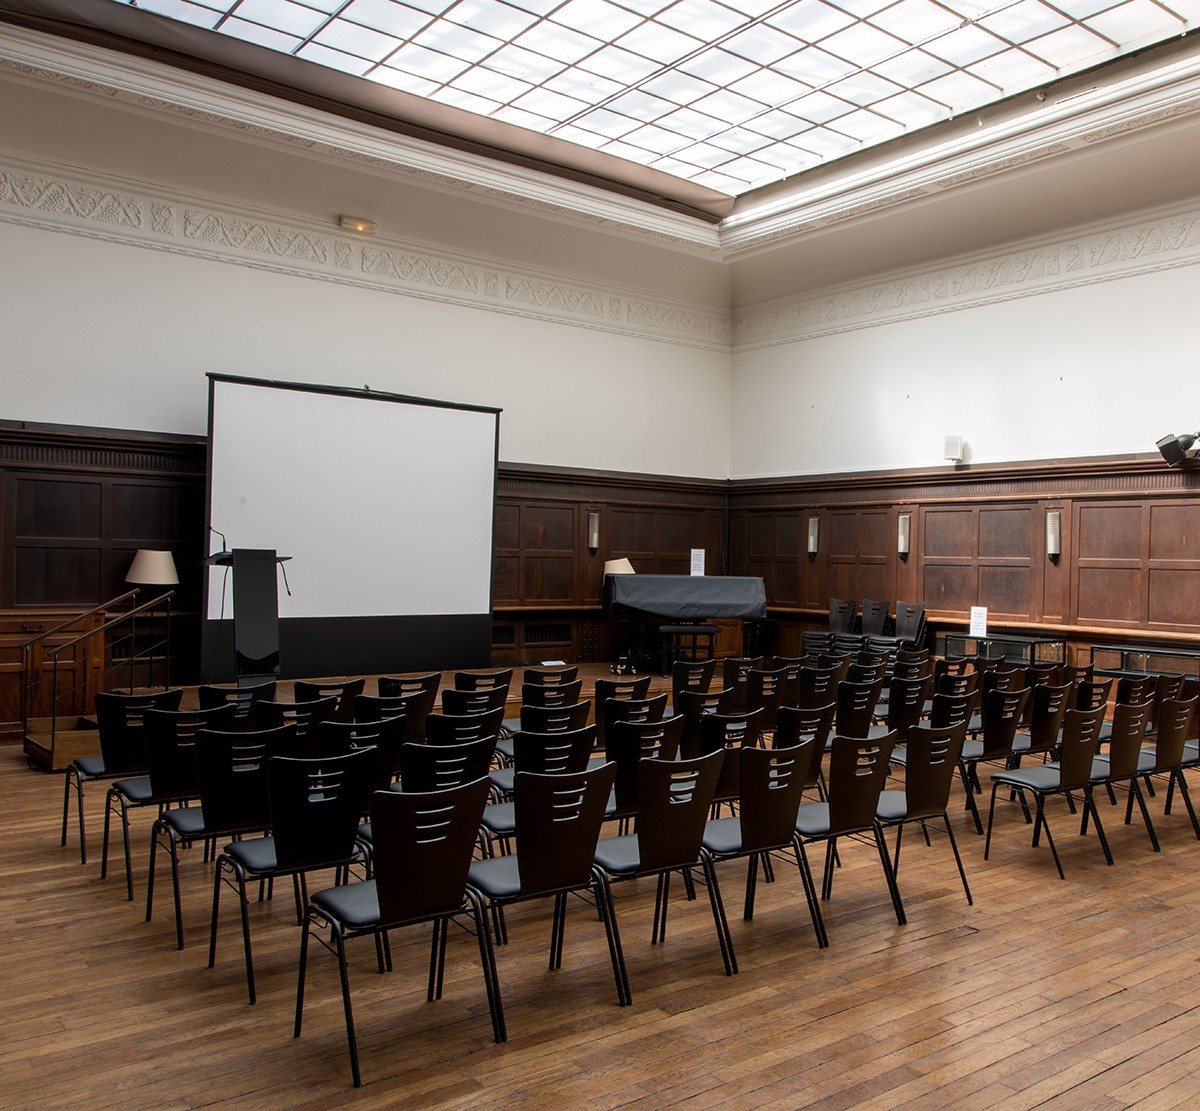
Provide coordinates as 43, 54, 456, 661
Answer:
611, 658, 637, 675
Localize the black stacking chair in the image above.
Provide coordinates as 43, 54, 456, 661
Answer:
396, 736, 497, 793
101, 702, 236, 899
376, 674, 440, 741
442, 685, 509, 717
604, 715, 685, 830
196, 680, 276, 731
467, 763, 628, 1017
424, 706, 505, 746
294, 779, 503, 1087
294, 678, 365, 724
794, 731, 903, 949
254, 696, 339, 755
702, 742, 816, 950
209, 748, 376, 1004
593, 752, 731, 982
146, 723, 296, 949
985, 707, 1108, 878
454, 669, 513, 693
317, 716, 407, 794
594, 675, 654, 739
523, 665, 578, 686
482, 726, 597, 852
876, 723, 972, 904
62, 687, 182, 865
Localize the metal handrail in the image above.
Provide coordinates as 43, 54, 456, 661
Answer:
20, 589, 143, 742
46, 591, 175, 656
31, 590, 176, 750
19, 589, 140, 651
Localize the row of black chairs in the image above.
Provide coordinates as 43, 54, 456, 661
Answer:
55, 659, 1200, 1088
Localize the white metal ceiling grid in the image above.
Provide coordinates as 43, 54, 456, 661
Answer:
112, 0, 1199, 194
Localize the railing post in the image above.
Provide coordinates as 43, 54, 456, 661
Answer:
80, 642, 89, 724
51, 654, 59, 749
164, 596, 172, 691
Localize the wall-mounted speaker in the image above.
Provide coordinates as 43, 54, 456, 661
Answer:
1045, 510, 1062, 562
944, 435, 964, 463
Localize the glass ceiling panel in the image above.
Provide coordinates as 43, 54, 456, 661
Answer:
104, 0, 1198, 197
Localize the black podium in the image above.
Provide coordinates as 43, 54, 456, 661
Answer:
204, 548, 290, 682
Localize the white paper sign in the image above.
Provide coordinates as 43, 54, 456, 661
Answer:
690, 548, 706, 576
969, 606, 988, 637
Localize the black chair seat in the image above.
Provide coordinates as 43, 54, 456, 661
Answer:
489, 767, 515, 795
162, 806, 207, 839
112, 775, 154, 803
794, 802, 831, 838
1091, 750, 1155, 776
698, 815, 743, 857
991, 765, 1061, 792
874, 789, 907, 823
75, 755, 106, 777
466, 853, 522, 900
961, 738, 986, 761
308, 878, 381, 932
224, 836, 279, 873
591, 834, 641, 876
480, 801, 515, 841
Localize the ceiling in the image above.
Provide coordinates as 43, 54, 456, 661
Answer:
3, 0, 1200, 307
81, 0, 1198, 201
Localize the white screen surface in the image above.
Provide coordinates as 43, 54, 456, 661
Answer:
207, 377, 498, 620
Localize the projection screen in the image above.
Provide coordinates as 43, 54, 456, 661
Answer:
202, 374, 499, 680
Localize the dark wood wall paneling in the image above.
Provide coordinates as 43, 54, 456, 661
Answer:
4, 420, 1200, 677
493, 466, 725, 663
728, 457, 1200, 660
0, 422, 208, 689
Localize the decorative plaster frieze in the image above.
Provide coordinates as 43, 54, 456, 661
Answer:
934, 144, 1073, 190
734, 204, 1200, 351
184, 209, 331, 264
505, 276, 607, 319
0, 56, 118, 98
0, 166, 142, 228
0, 24, 722, 254
134, 96, 318, 149
0, 152, 729, 351
362, 244, 480, 294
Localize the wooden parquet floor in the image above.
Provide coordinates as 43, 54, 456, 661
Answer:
6, 715, 1200, 1110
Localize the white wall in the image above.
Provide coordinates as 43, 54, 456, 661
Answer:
0, 219, 733, 478
731, 252, 1200, 478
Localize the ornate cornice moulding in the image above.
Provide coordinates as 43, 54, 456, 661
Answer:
720, 37, 1200, 257
733, 198, 1200, 351
0, 23, 722, 255
0, 150, 731, 352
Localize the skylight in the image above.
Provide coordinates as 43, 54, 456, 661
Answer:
110, 0, 1198, 196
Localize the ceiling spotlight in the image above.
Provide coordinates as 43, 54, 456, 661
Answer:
1156, 432, 1200, 466
338, 215, 377, 234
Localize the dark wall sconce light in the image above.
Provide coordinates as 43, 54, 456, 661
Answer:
897, 513, 911, 560
587, 509, 600, 554
806, 516, 819, 560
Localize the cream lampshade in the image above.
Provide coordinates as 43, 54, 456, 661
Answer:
126, 549, 179, 585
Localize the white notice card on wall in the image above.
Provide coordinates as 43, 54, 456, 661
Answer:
969, 606, 988, 637
690, 549, 705, 576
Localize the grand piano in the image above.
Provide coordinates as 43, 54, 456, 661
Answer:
605, 574, 768, 670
